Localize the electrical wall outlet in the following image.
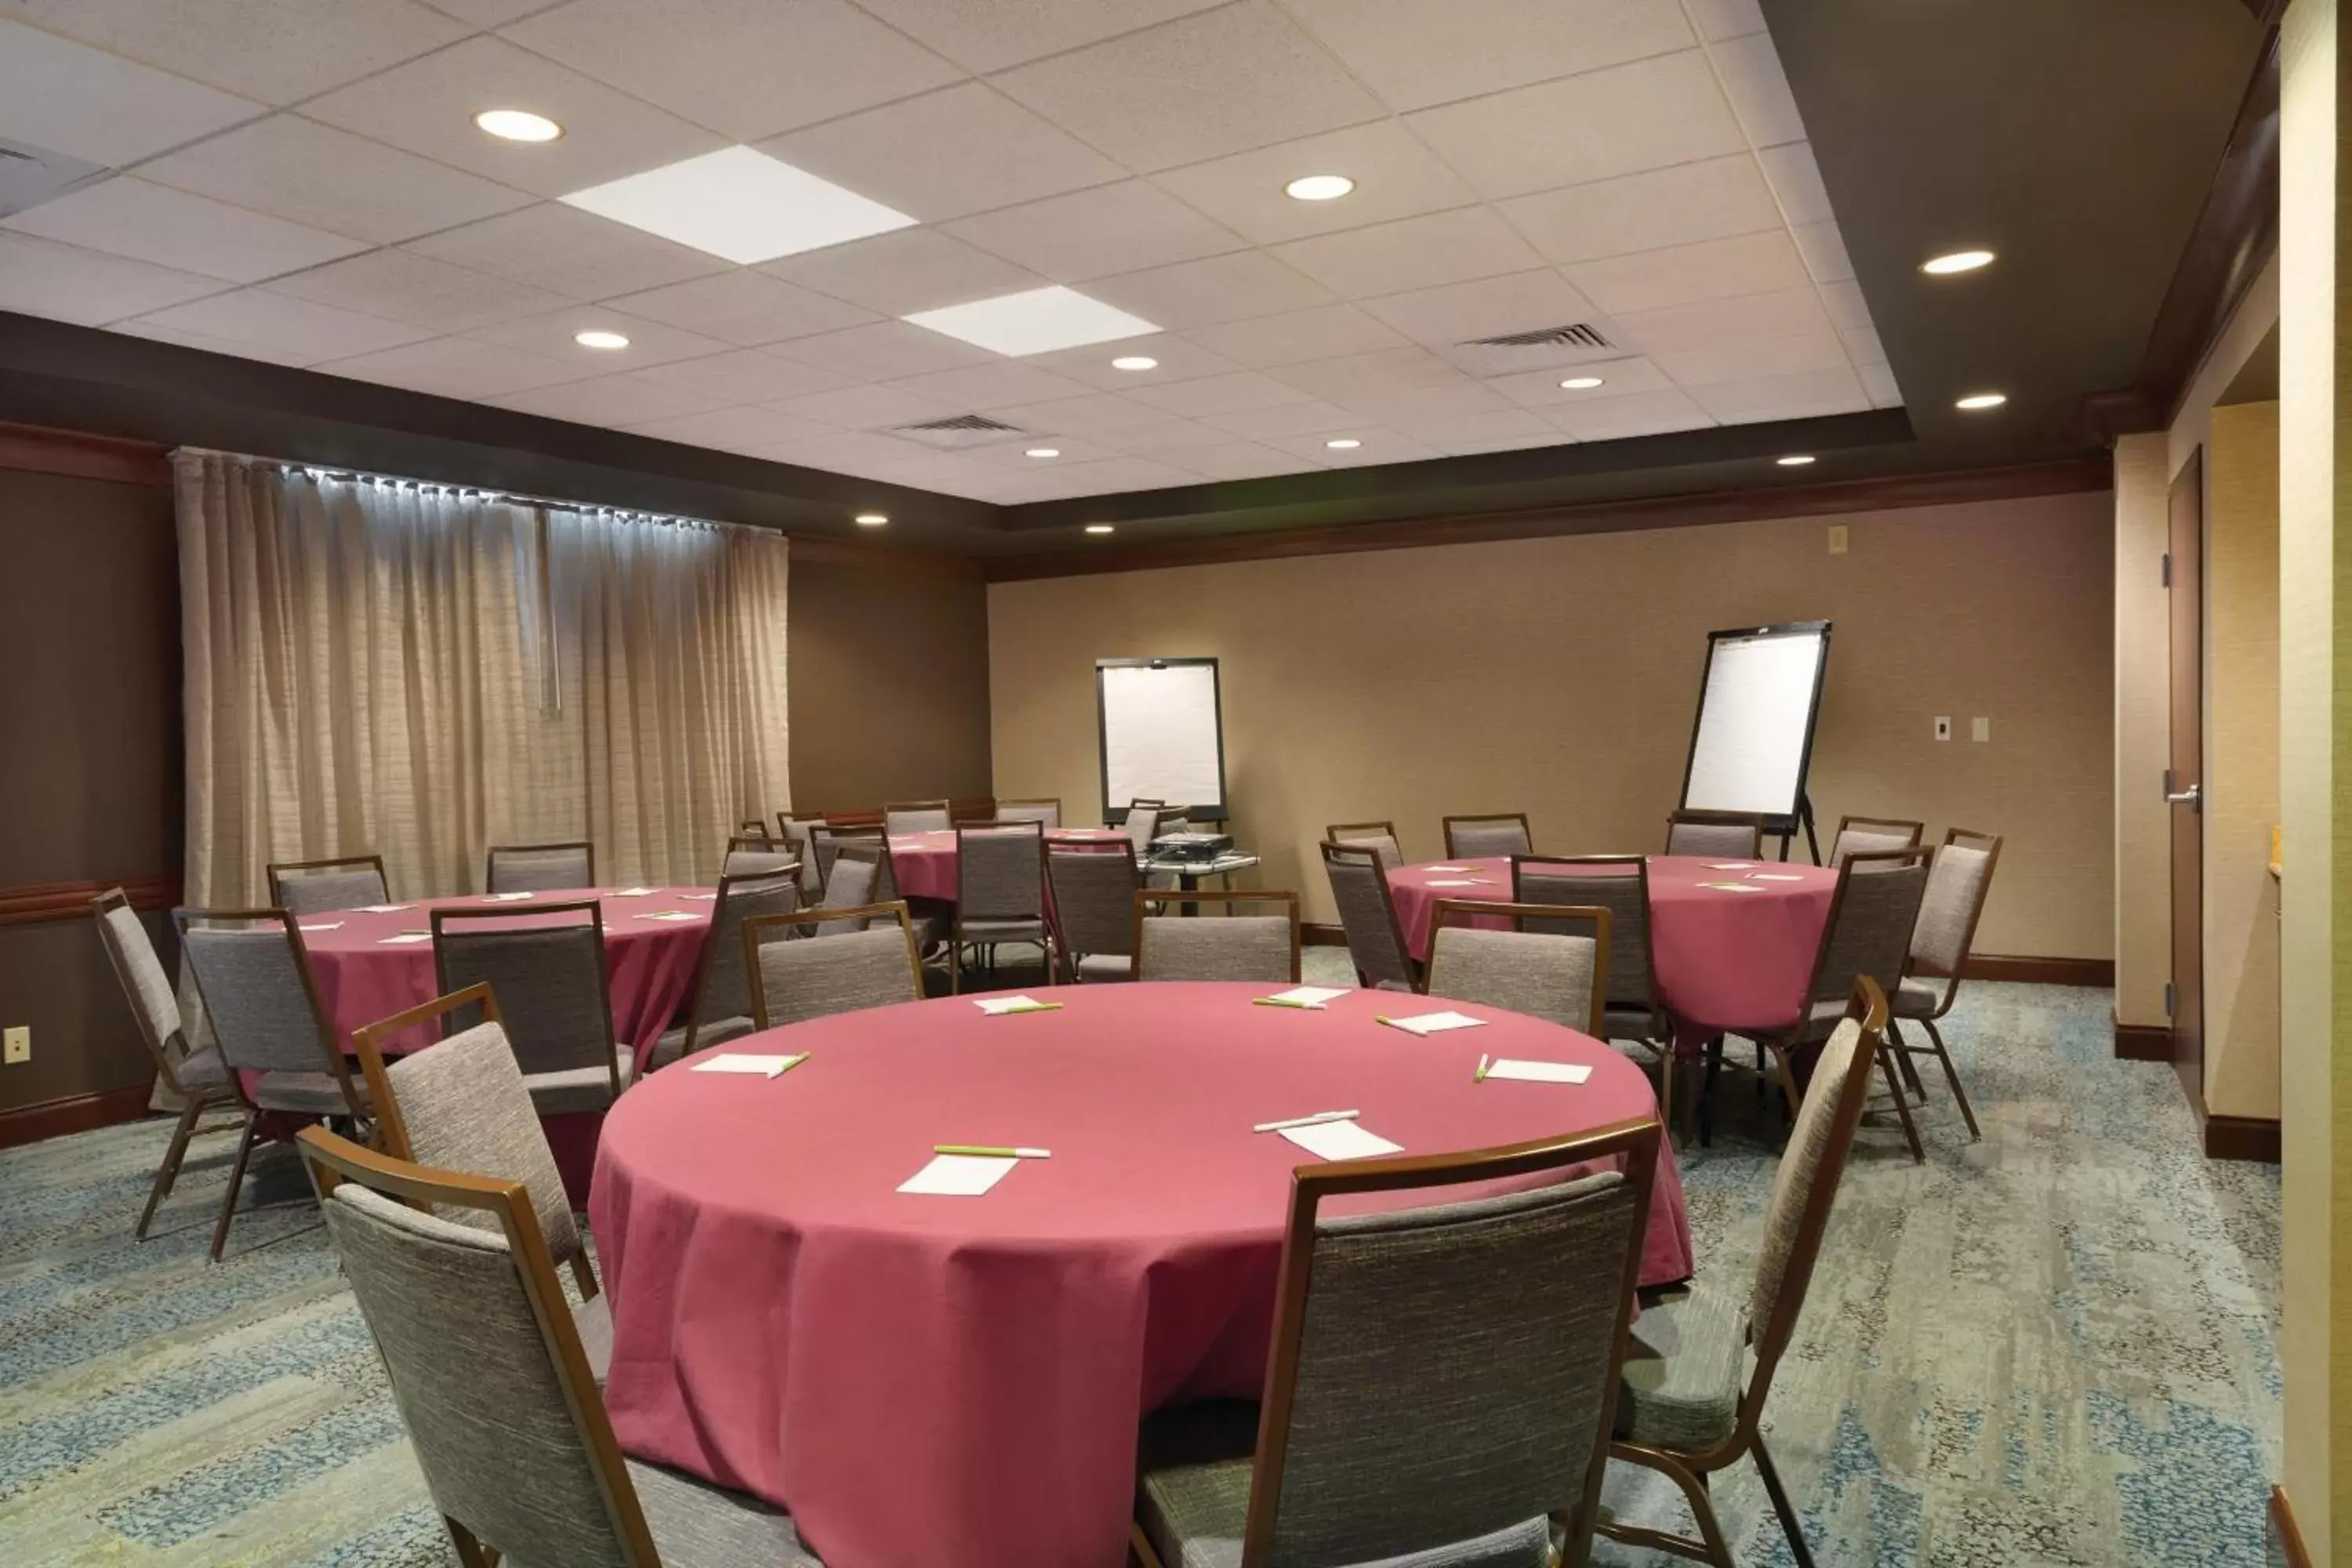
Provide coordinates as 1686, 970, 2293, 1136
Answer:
1828, 524, 1849, 555
1972, 716, 1991, 742
1934, 716, 1951, 741
3, 1026, 27, 1065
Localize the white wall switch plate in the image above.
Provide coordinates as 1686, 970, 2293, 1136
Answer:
1972, 716, 1991, 742
1934, 716, 1951, 741
1828, 524, 1849, 555
3, 1026, 27, 1065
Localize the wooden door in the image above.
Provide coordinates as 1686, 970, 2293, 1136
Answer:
2168, 448, 2205, 1102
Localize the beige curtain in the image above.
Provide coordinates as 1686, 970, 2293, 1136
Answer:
177, 451, 790, 907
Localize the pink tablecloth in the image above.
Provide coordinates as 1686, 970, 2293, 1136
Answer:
1388, 855, 1838, 1047
591, 980, 1693, 1568
885, 827, 1131, 902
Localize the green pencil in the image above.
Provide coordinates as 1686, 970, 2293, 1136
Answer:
933, 1144, 1051, 1159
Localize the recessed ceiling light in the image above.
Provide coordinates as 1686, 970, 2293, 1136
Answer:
1284, 173, 1355, 201
1922, 249, 1997, 275
855, 513, 888, 527
573, 329, 630, 350
1025, 447, 1060, 459
563, 146, 915, 265
1955, 391, 2009, 411
474, 109, 562, 143
1111, 354, 1160, 372
1084, 523, 1115, 535
1326, 437, 1362, 450
1777, 454, 1816, 466
904, 285, 1162, 358
1559, 376, 1605, 390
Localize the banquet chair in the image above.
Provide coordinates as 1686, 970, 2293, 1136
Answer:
173, 907, 372, 1261
1663, 811, 1765, 859
994, 797, 1062, 827
807, 838, 885, 935
1424, 898, 1610, 1035
723, 833, 797, 879
351, 985, 612, 1384
1442, 811, 1534, 860
93, 889, 241, 1241
774, 814, 826, 900
738, 816, 772, 840
1325, 819, 1405, 872
1599, 979, 1887, 1568
1133, 890, 1301, 985
1131, 1119, 1660, 1568
953, 821, 1052, 993
1116, 797, 1167, 844
742, 902, 924, 1027
884, 799, 953, 834
486, 841, 595, 895
1319, 841, 1417, 993
296, 1128, 816, 1568
1515, 855, 1677, 1136
1886, 829, 2004, 1143
432, 902, 631, 1116
652, 869, 802, 1068
267, 853, 390, 916
1828, 815, 1925, 868
1047, 838, 1142, 982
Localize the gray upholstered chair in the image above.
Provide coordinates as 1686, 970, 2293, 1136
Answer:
1133, 890, 1301, 985
266, 854, 390, 915
95, 889, 241, 1241
1325, 819, 1404, 872
296, 1128, 817, 1568
952, 822, 1052, 992
774, 814, 826, 900
173, 907, 372, 1261
1319, 840, 1417, 993
884, 799, 953, 834
722, 832, 797, 880
1133, 1118, 1661, 1568
994, 797, 1062, 827
809, 838, 885, 935
1663, 811, 1765, 859
1828, 814, 1925, 869
351, 985, 612, 1383
432, 901, 631, 1116
1600, 979, 1888, 1568
743, 902, 925, 1027
652, 869, 802, 1067
485, 841, 595, 894
1047, 838, 1142, 982
1442, 812, 1534, 860
1514, 855, 1675, 1131
1888, 829, 2003, 1143
1118, 797, 1170, 855
1424, 898, 1609, 1034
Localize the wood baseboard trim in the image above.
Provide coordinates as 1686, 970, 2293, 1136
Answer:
2114, 1022, 2172, 1062
0, 1084, 158, 1151
1302, 923, 1348, 947
1962, 954, 2114, 986
2206, 1113, 2281, 1163
2270, 1486, 2310, 1568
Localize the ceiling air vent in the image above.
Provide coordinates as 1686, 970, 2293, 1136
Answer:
1447, 322, 1621, 379
891, 413, 1034, 450
0, 136, 105, 219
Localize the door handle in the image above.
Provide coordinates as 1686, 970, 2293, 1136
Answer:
2166, 782, 2201, 810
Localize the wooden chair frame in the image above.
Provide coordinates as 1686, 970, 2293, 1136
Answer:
1886, 828, 2004, 1143
740, 901, 927, 1029
663, 867, 799, 1062
1662, 811, 1765, 858
1131, 889, 1302, 984
1440, 811, 1533, 860
295, 1127, 661, 1568
485, 840, 597, 894
1324, 819, 1401, 854
1045, 837, 1141, 984
727, 831, 777, 855
1599, 981, 1888, 1568
267, 852, 390, 910
1318, 840, 1418, 991
430, 899, 622, 1105
1130, 1118, 1662, 1568
993, 797, 1063, 826
736, 817, 771, 839
1512, 855, 1679, 1134
882, 799, 954, 833
1829, 815, 1926, 866
1424, 898, 1613, 1038
950, 820, 1054, 994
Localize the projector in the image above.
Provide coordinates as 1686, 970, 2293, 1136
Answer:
1149, 831, 1233, 862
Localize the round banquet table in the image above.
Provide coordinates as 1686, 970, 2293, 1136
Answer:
1387, 855, 1838, 1051
590, 980, 1693, 1568
884, 826, 1132, 902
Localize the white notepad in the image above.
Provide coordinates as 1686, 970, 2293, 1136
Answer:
1380, 1011, 1487, 1036
691, 1052, 806, 1079
972, 994, 1058, 1015
356, 904, 410, 914
677, 892, 719, 901
1425, 879, 1485, 888
481, 891, 535, 902
608, 887, 659, 897
635, 909, 702, 922
1262, 985, 1350, 1009
1484, 1058, 1594, 1085
1704, 862, 1756, 871
1699, 881, 1768, 894
377, 932, 431, 945
298, 922, 343, 932
1427, 865, 1474, 873
898, 1153, 1018, 1196
1279, 1119, 1404, 1161
1748, 873, 1804, 882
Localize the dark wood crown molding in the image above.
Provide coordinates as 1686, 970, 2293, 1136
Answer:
0, 874, 179, 929
0, 419, 169, 487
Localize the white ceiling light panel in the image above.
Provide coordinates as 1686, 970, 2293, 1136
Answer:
904, 285, 1160, 358
561, 146, 916, 265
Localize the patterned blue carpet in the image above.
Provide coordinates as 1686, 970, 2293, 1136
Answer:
0, 979, 2279, 1566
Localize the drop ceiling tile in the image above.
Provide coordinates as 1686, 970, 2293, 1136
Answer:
1791, 220, 1854, 284
1756, 141, 1832, 227
1273, 208, 1545, 300
1608, 285, 1831, 355
407, 205, 730, 300
1262, 427, 1437, 467
765, 429, 945, 479
303, 36, 725, 199
768, 383, 959, 431
1198, 399, 1365, 440
1839, 325, 1886, 366
989, 392, 1167, 436
1655, 332, 1852, 387
759, 82, 1122, 224
1542, 388, 1712, 440
944, 181, 1246, 283
6, 0, 470, 106
1124, 371, 1312, 418
1860, 361, 1902, 408
1441, 433, 1569, 456
604, 270, 877, 347
2, 176, 365, 284
319, 336, 590, 398
1149, 120, 1484, 247
1357, 270, 1599, 349
1565, 230, 1811, 315
469, 307, 735, 368
1022, 336, 1241, 391
1484, 356, 1673, 406
848, 0, 1223, 74
1686, 0, 1767, 42
1406, 51, 1743, 200
489, 372, 729, 426
0, 20, 260, 165
1498, 154, 1781, 266
889, 361, 1099, 411
1092, 416, 1234, 453
110, 316, 323, 365
1276, 346, 1468, 402
992, 2, 1385, 173
263, 249, 573, 331
1342, 379, 1515, 424
1708, 31, 1807, 147
761, 230, 1046, 318
1688, 365, 1869, 423
503, 0, 959, 143
1396, 407, 1556, 446
635, 349, 851, 405
1176, 305, 1406, 371
0, 232, 223, 325
1178, 442, 1310, 480
133, 288, 437, 361
960, 436, 1129, 468
623, 405, 844, 453
419, 0, 547, 21
767, 320, 1000, 380
1819, 279, 1871, 332
1083, 252, 1333, 332
141, 115, 535, 245
1280, 0, 1695, 113
995, 455, 1200, 495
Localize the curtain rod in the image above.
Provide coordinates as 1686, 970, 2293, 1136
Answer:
172, 444, 730, 531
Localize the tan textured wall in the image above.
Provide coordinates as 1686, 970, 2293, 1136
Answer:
990, 492, 2114, 958
2114, 432, 2175, 1029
